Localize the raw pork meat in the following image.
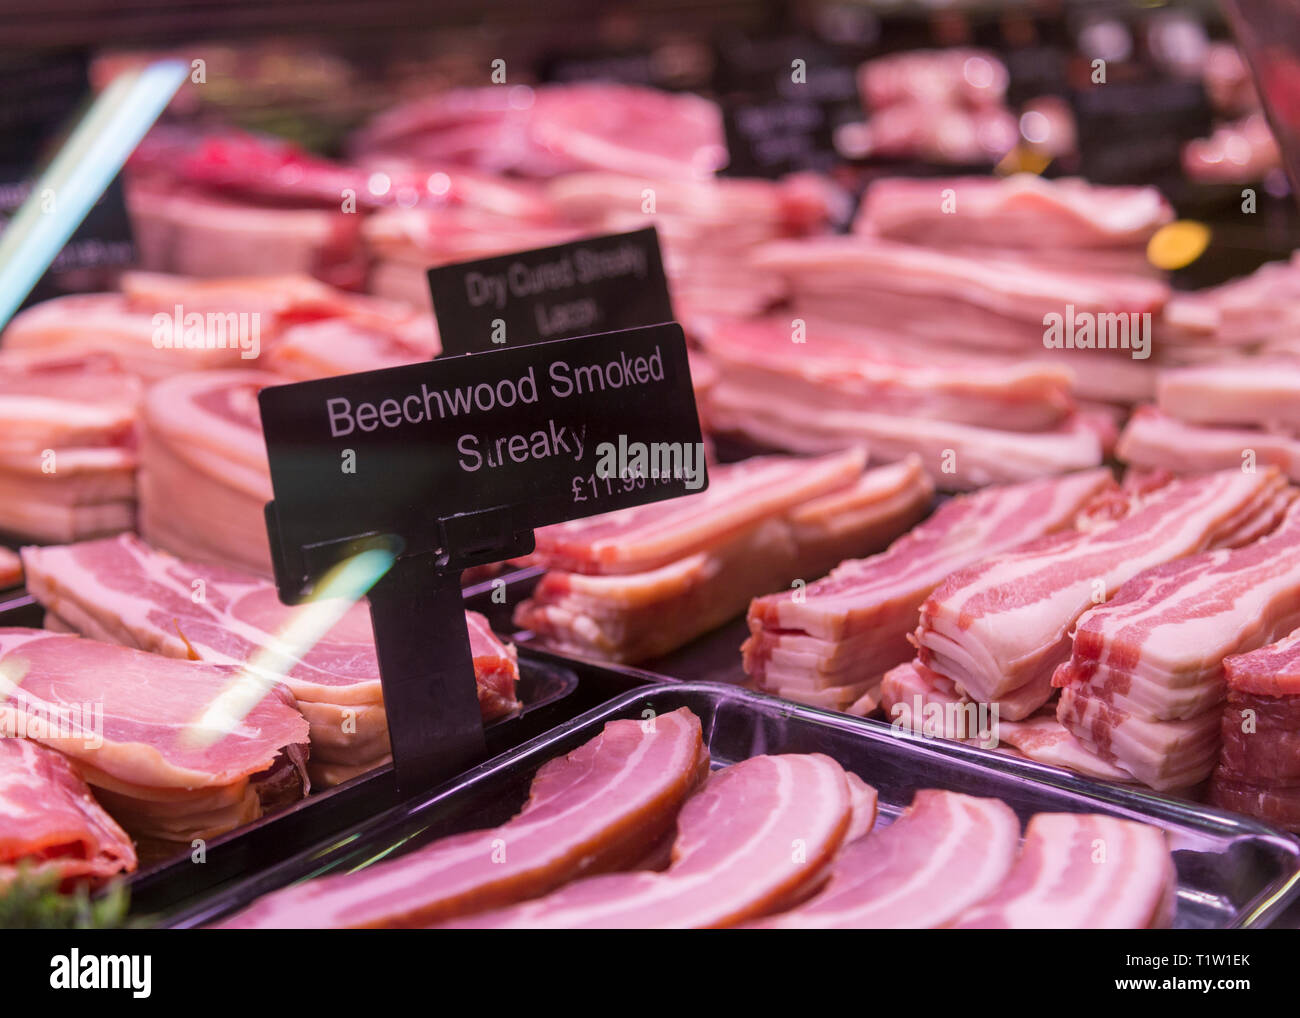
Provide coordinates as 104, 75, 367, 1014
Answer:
1208, 627, 1300, 831
447, 753, 858, 929
0, 738, 136, 887
745, 469, 1116, 714
915, 467, 1293, 720
21, 534, 520, 787
217, 708, 709, 928
516, 453, 934, 664
0, 350, 140, 543
2, 271, 425, 382
1054, 500, 1300, 790
756, 790, 1019, 929
137, 369, 274, 575
351, 84, 726, 181
855, 174, 1171, 269
0, 628, 308, 848
1118, 406, 1300, 482
753, 237, 1169, 352
697, 317, 1074, 432
545, 172, 833, 319
704, 377, 1104, 491
953, 813, 1176, 929
1157, 360, 1300, 432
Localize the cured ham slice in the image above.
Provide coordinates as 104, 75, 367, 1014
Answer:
21, 535, 520, 787
1117, 407, 1300, 483
0, 628, 308, 848
446, 753, 856, 929
1157, 360, 1300, 433
746, 469, 1115, 713
517, 455, 933, 665
697, 317, 1073, 432
855, 175, 1171, 257
0, 350, 141, 543
757, 790, 1019, 929
753, 237, 1168, 353
916, 467, 1293, 721
1055, 500, 1300, 791
704, 380, 1104, 491
217, 708, 709, 928
1208, 628, 1300, 831
953, 813, 1176, 929
0, 739, 136, 887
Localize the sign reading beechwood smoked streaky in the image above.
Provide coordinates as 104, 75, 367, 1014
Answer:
258, 321, 706, 597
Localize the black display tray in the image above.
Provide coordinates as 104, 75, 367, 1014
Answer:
161, 682, 1300, 929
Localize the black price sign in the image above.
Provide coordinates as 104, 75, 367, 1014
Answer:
1069, 77, 1210, 186
427, 228, 673, 356
715, 34, 864, 179
260, 322, 706, 794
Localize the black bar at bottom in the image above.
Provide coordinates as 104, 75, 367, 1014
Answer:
366, 556, 486, 796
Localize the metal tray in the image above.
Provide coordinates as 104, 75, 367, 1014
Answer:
160, 682, 1300, 929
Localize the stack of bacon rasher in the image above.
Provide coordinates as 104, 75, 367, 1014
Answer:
1209, 628, 1300, 832
0, 348, 139, 544
743, 468, 1116, 714
0, 628, 308, 858
515, 449, 934, 667
21, 534, 521, 789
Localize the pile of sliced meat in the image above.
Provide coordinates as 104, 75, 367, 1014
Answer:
136, 369, 276, 575
854, 174, 1172, 277
215, 707, 1177, 929
0, 738, 136, 888
350, 84, 726, 181
852, 49, 1018, 165
359, 171, 581, 310
0, 349, 139, 543
696, 316, 1106, 489
515, 450, 933, 663
546, 172, 833, 321
1054, 499, 1300, 791
1118, 360, 1300, 482
0, 628, 309, 854
743, 468, 1115, 713
1, 270, 430, 383
749, 233, 1168, 412
21, 534, 520, 788
1158, 253, 1300, 359
1208, 627, 1300, 832
914, 467, 1293, 722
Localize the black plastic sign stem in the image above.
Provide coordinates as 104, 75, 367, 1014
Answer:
259, 322, 707, 794
427, 227, 673, 356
